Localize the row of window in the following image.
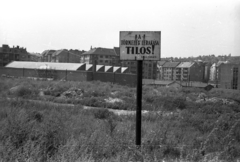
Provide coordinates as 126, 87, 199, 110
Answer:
98, 60, 112, 63
89, 55, 115, 59
232, 67, 239, 89
2, 49, 26, 53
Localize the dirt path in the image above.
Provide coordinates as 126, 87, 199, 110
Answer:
2, 97, 170, 116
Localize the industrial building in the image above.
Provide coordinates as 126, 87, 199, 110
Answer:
0, 61, 135, 86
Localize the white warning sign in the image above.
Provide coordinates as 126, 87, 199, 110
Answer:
120, 31, 161, 60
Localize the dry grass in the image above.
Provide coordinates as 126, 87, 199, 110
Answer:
0, 77, 240, 161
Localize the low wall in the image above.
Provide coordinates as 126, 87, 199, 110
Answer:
0, 67, 136, 86
92, 72, 137, 86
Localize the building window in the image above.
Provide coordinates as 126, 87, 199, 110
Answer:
105, 60, 108, 63
232, 67, 238, 89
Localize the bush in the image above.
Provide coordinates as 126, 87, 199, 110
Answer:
0, 107, 67, 161
18, 87, 34, 97
80, 97, 105, 107
89, 108, 113, 119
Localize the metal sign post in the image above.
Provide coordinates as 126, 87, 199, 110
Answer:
119, 31, 161, 147
136, 59, 143, 146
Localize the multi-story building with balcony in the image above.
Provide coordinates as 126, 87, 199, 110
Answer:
162, 62, 180, 80
0, 44, 29, 66
175, 62, 205, 82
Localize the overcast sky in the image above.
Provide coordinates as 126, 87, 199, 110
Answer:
0, 0, 239, 58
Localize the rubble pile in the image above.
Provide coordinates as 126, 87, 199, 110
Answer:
206, 97, 237, 105
9, 85, 22, 95
110, 91, 119, 96
195, 93, 238, 105
197, 93, 207, 100
104, 97, 124, 104
60, 88, 84, 99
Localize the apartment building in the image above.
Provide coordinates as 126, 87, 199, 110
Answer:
119, 59, 157, 79
162, 62, 180, 80
209, 61, 227, 82
41, 49, 85, 63
175, 62, 204, 82
156, 61, 166, 80
143, 61, 157, 79
121, 61, 137, 74
203, 62, 212, 82
80, 47, 121, 66
0, 44, 29, 66
218, 63, 240, 90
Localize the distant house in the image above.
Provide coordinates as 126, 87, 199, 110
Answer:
162, 62, 180, 80
175, 61, 205, 82
28, 53, 41, 62
41, 50, 56, 62
0, 44, 29, 66
80, 47, 118, 66
51, 49, 84, 63
41, 49, 85, 63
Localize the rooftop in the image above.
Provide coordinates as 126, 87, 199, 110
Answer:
41, 50, 56, 56
113, 47, 120, 56
82, 47, 117, 56
177, 62, 195, 68
143, 79, 178, 85
5, 61, 85, 71
158, 61, 166, 66
162, 62, 180, 68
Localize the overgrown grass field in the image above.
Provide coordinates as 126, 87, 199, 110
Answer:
0, 77, 240, 161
